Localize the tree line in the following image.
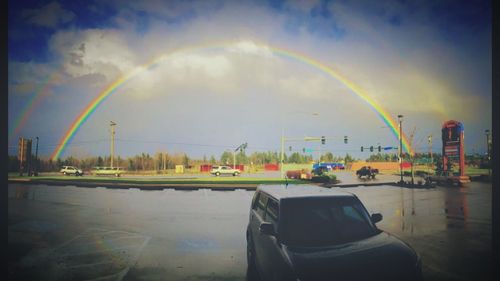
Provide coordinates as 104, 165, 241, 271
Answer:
7, 150, 489, 173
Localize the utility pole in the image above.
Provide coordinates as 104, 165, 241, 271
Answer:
163, 152, 166, 171
34, 137, 39, 176
398, 115, 404, 184
408, 126, 416, 185
485, 130, 490, 178
110, 121, 116, 168
428, 135, 433, 174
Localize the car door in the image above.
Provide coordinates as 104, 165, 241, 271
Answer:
250, 192, 268, 277
259, 197, 289, 281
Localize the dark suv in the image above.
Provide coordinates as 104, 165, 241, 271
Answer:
246, 185, 422, 281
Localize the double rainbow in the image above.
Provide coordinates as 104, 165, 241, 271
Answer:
50, 41, 413, 160
9, 72, 63, 141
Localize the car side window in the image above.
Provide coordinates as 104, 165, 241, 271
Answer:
265, 198, 279, 226
251, 192, 260, 210
256, 193, 268, 218
342, 205, 365, 223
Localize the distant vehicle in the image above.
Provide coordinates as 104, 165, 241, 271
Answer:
312, 165, 328, 176
92, 166, 125, 177
210, 165, 240, 176
356, 166, 379, 179
60, 166, 83, 176
425, 170, 468, 186
246, 185, 422, 281
313, 162, 345, 171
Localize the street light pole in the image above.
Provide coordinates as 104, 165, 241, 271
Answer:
110, 121, 116, 168
398, 115, 404, 183
485, 129, 490, 178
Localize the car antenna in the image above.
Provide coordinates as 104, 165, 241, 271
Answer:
285, 175, 289, 188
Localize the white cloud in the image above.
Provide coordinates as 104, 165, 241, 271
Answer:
227, 40, 274, 58
22, 2, 75, 28
168, 53, 232, 78
9, 0, 491, 157
49, 29, 137, 81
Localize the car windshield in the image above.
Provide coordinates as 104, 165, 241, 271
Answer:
281, 197, 379, 247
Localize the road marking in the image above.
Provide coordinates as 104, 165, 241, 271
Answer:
116, 236, 151, 281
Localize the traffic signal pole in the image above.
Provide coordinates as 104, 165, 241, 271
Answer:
280, 129, 285, 178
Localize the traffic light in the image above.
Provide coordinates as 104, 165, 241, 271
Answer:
344, 136, 348, 144
378, 146, 381, 152
289, 146, 292, 151
370, 146, 373, 152
321, 136, 325, 145
302, 148, 305, 153
361, 146, 364, 152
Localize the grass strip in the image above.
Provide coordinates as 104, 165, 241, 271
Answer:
8, 175, 309, 185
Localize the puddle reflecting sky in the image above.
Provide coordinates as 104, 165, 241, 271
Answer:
8, 183, 491, 281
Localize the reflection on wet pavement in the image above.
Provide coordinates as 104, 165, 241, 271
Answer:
8, 182, 491, 281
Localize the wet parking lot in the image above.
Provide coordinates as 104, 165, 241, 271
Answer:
8, 181, 491, 281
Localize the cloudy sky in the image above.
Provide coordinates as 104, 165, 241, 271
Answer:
8, 0, 491, 160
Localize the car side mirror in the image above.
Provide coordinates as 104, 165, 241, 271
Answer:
259, 222, 276, 236
371, 213, 383, 224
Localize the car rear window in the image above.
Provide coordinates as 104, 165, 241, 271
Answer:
280, 197, 379, 247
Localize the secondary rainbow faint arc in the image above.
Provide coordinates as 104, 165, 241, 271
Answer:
9, 72, 63, 141
50, 41, 413, 160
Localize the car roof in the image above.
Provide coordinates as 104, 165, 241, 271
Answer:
257, 184, 356, 201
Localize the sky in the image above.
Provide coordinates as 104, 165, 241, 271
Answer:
8, 0, 492, 160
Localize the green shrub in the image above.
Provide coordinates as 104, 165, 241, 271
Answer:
311, 175, 330, 183
326, 173, 337, 182
311, 173, 337, 183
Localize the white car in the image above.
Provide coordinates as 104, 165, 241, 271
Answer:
60, 166, 83, 176
210, 165, 241, 176
92, 167, 125, 177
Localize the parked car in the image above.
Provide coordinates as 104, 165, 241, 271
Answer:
356, 166, 379, 179
210, 165, 241, 176
92, 166, 125, 177
60, 166, 83, 176
246, 185, 422, 281
425, 170, 469, 186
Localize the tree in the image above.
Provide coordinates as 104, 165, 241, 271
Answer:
236, 151, 248, 164
320, 152, 334, 162
97, 156, 104, 166
220, 151, 233, 165
209, 155, 217, 164
182, 154, 190, 167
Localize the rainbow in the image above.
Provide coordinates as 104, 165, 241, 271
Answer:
50, 40, 413, 160
9, 72, 63, 141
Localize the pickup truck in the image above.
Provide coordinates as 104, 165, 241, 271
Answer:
425, 171, 470, 186
356, 166, 379, 179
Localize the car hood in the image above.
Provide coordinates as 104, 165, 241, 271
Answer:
284, 232, 419, 281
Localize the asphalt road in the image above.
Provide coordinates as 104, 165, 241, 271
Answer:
8, 180, 491, 281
